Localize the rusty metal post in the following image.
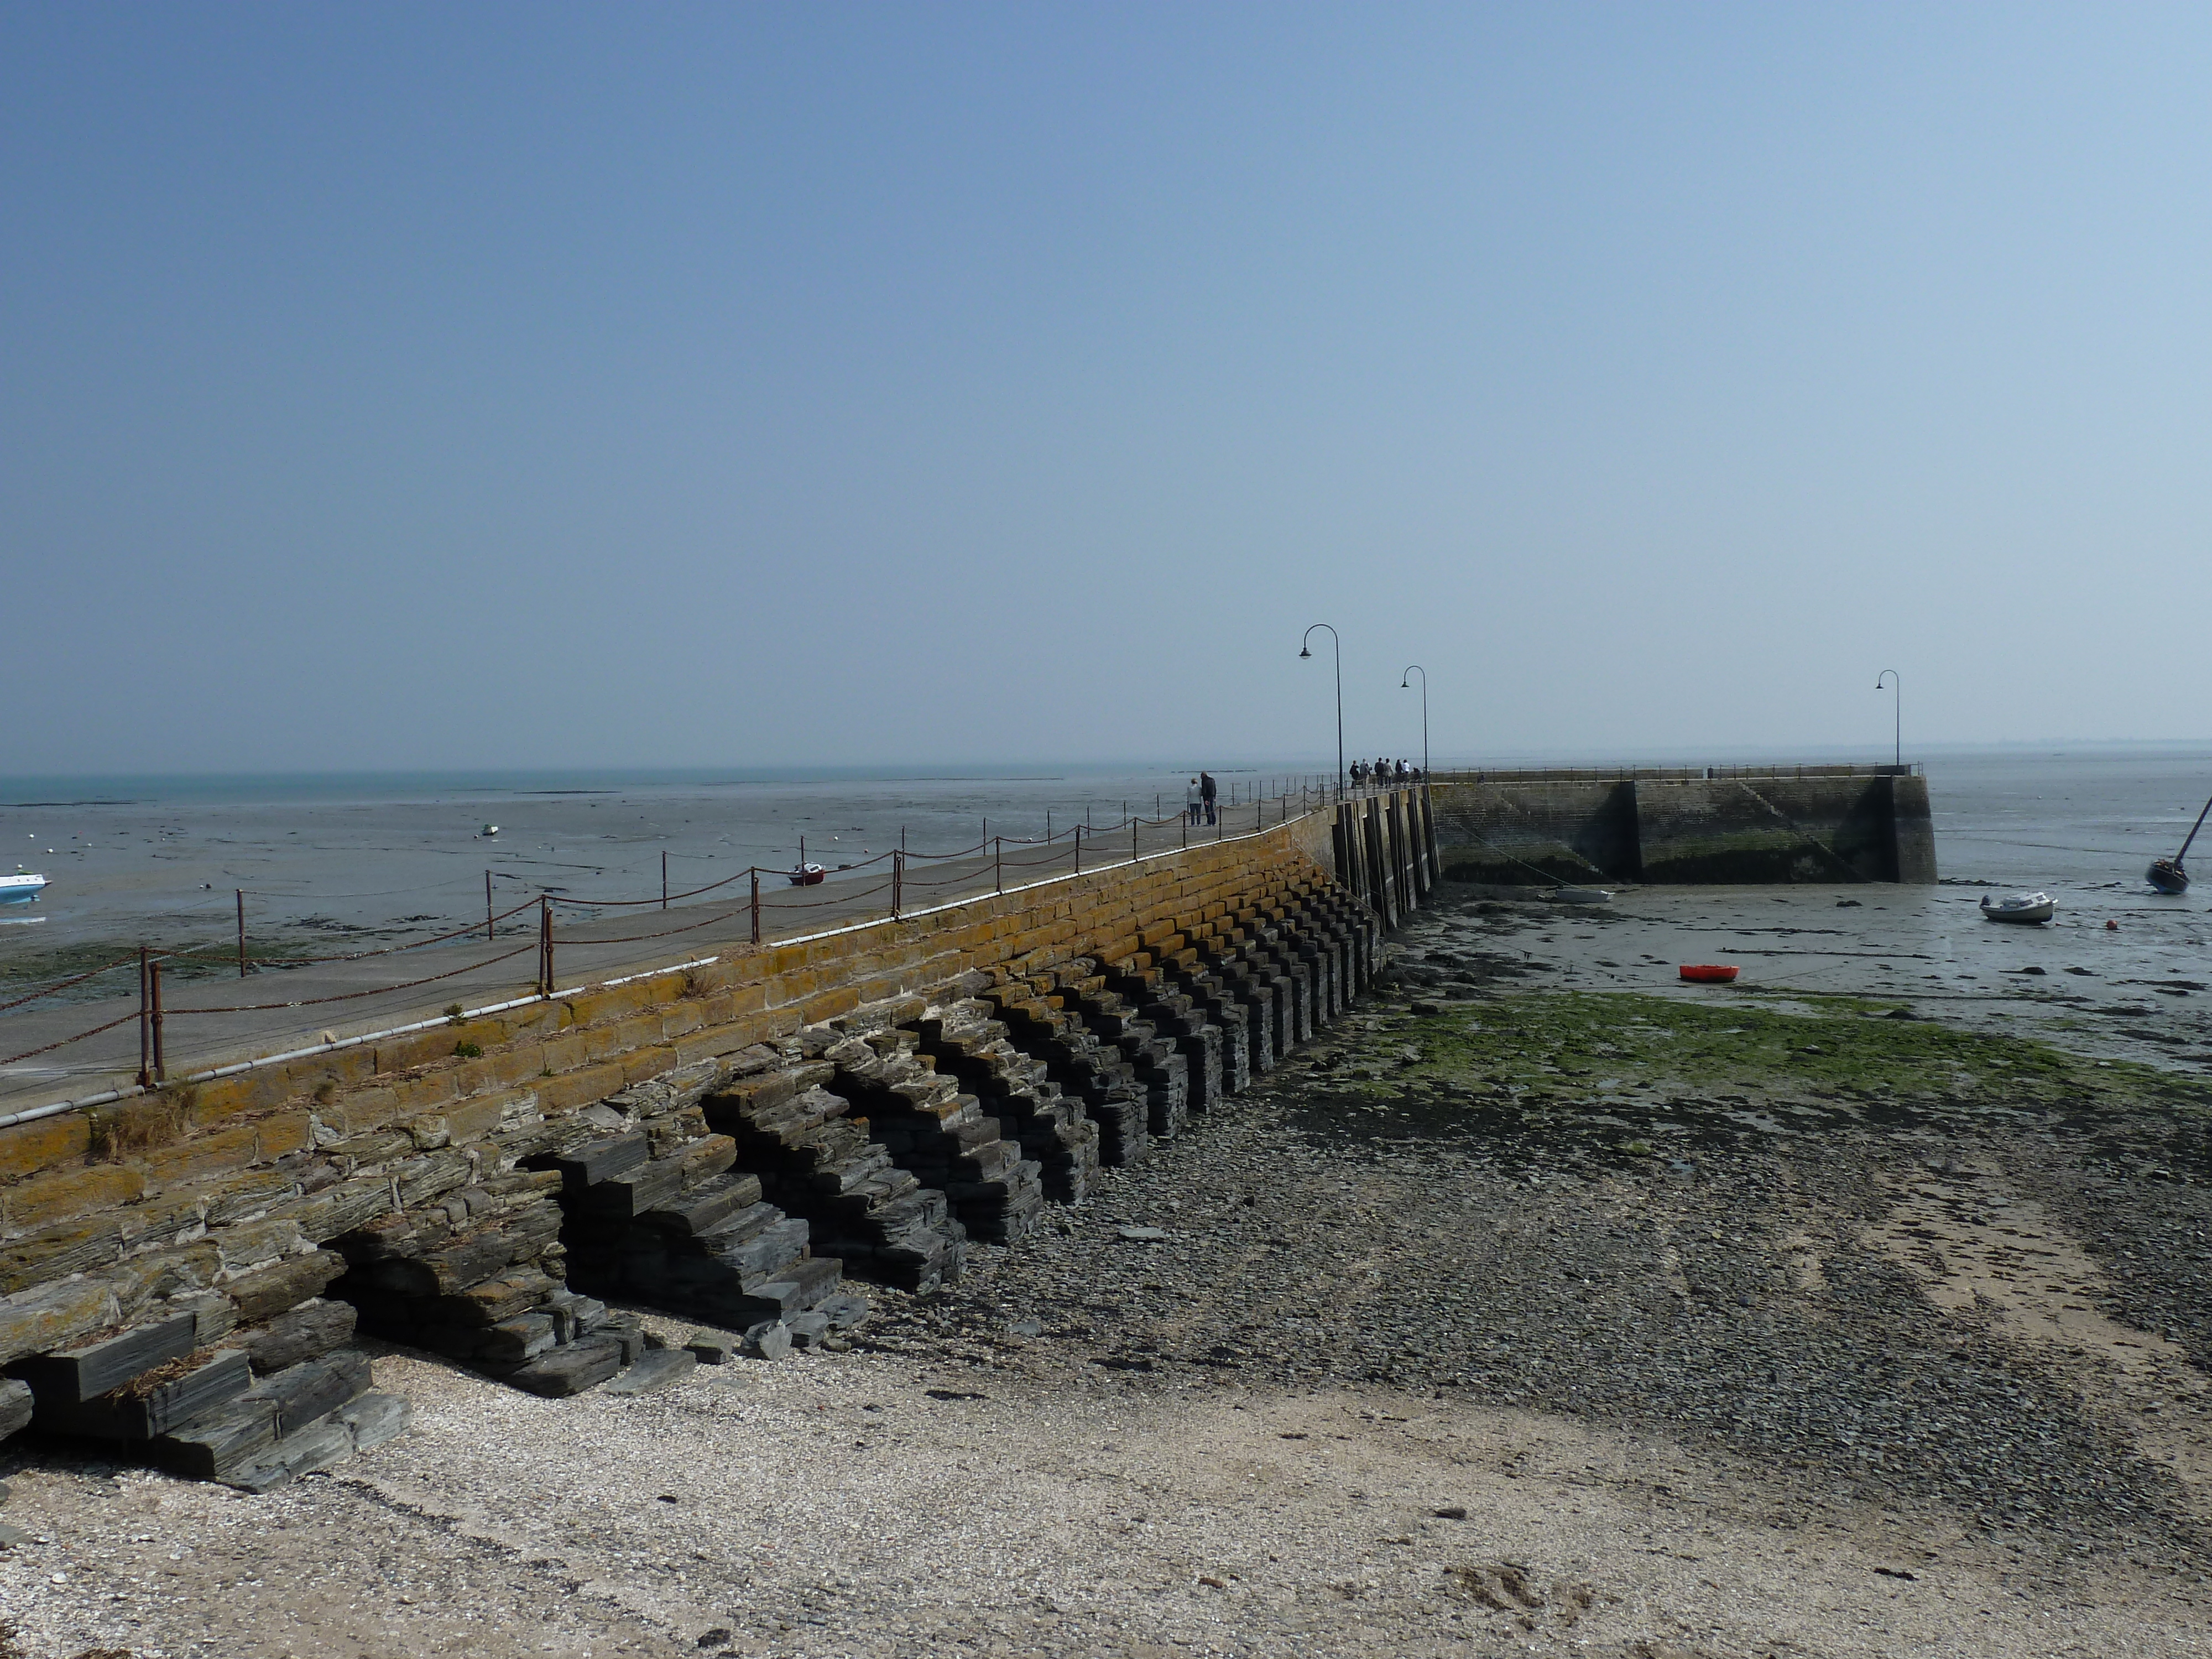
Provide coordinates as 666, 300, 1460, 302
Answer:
486, 871, 494, 941
539, 898, 552, 997
995, 836, 1003, 893
236, 889, 247, 977
892, 849, 903, 920
749, 868, 761, 945
136, 945, 151, 1087
661, 851, 668, 910
149, 959, 165, 1084
1073, 824, 1081, 875
1133, 814, 1139, 863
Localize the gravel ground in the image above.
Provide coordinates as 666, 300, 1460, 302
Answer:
1, 883, 2208, 1656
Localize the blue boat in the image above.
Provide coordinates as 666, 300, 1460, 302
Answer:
1, 868, 46, 904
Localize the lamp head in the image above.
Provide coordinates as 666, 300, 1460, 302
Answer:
1299, 646, 1311, 659
1400, 677, 1410, 688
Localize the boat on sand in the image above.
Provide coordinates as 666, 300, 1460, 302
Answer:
1980, 891, 2055, 924
2148, 791, 2212, 894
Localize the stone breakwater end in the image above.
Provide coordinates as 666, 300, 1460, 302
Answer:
0, 791, 1428, 1484
1430, 767, 1938, 886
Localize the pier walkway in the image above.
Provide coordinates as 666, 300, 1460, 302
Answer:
0, 793, 1346, 1114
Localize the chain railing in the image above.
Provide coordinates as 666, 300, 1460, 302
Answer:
1, 773, 1378, 1117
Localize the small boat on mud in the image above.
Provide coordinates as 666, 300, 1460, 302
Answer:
2148, 791, 2212, 894
1, 868, 46, 905
1551, 886, 1613, 905
1678, 964, 1739, 984
1981, 891, 2055, 924
787, 863, 827, 886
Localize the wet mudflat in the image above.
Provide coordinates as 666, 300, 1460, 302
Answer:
858, 886, 2212, 1648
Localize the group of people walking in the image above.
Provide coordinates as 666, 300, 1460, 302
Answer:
1351, 758, 1421, 790
1181, 762, 1418, 823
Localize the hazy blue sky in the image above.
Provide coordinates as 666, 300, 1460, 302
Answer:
6, 5, 2209, 774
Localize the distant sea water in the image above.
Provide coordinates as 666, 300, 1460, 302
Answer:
0, 764, 1334, 959
3, 748, 2211, 962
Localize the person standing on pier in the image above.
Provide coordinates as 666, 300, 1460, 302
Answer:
1201, 771, 1218, 825
1186, 777, 1203, 826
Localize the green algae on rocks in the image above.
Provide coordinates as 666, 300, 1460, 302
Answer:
1381, 990, 2205, 1109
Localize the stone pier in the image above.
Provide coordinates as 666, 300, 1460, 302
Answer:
0, 791, 1428, 1485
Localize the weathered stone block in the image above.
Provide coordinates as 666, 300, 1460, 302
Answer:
214, 1216, 307, 1272
153, 1392, 279, 1480
338, 1390, 411, 1451
226, 1250, 347, 1324
237, 1299, 356, 1375
507, 1335, 624, 1397
253, 1349, 372, 1436
38, 1348, 252, 1440
603, 1347, 695, 1394
477, 1313, 557, 1365
0, 1379, 32, 1441
0, 1218, 128, 1298
0, 1114, 92, 1180
15, 1310, 196, 1405
3, 1164, 144, 1233
575, 1155, 684, 1219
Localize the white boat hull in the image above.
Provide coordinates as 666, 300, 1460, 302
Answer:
0, 873, 45, 905
1981, 892, 2054, 924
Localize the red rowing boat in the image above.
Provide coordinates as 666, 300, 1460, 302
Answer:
1678, 964, 1739, 983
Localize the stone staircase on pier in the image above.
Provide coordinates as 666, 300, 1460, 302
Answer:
701, 1056, 970, 1293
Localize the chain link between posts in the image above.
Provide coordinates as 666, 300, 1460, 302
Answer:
2, 781, 1343, 1086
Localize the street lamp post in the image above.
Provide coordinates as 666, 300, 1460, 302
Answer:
1300, 623, 1344, 800
1875, 670, 1902, 769
1399, 664, 1428, 781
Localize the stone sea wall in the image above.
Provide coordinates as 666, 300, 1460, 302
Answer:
0, 793, 1424, 1489
1430, 770, 1937, 886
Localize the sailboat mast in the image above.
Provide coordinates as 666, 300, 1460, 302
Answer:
2177, 793, 2212, 866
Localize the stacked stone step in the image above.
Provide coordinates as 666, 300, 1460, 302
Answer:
537, 1060, 808, 1316
1294, 888, 1353, 1017
808, 1008, 1046, 1244
1038, 962, 1192, 1141
1090, 956, 1225, 1118
1287, 881, 1378, 1006
9, 1296, 407, 1491
1142, 938, 1253, 1099
547, 1122, 843, 1339
1136, 879, 1362, 1092
1240, 904, 1318, 1046
330, 1166, 651, 1397
977, 973, 1152, 1166
1176, 919, 1285, 1084
701, 1054, 968, 1294
907, 990, 1102, 1206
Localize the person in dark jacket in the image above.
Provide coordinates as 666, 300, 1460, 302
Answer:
1199, 771, 1218, 825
